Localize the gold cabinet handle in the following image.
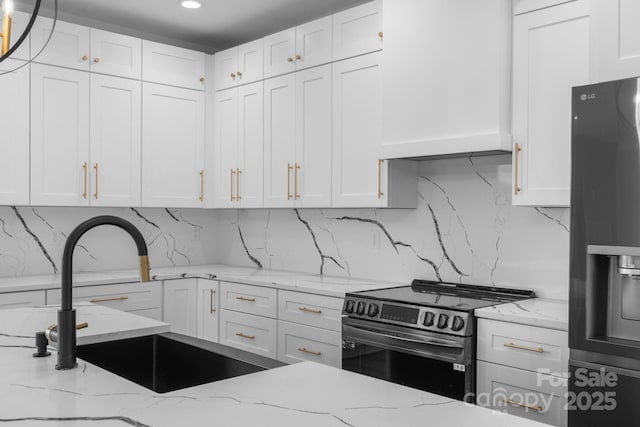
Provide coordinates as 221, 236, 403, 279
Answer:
295, 54, 301, 60
298, 347, 321, 356
82, 162, 88, 199
199, 77, 205, 82
236, 332, 255, 340
236, 168, 242, 200
298, 306, 321, 314
287, 163, 293, 200
514, 143, 522, 195
503, 399, 543, 412
503, 342, 544, 353
210, 289, 215, 314
81, 55, 88, 61
93, 57, 100, 63
237, 71, 242, 77
236, 296, 256, 302
199, 169, 204, 202
89, 296, 128, 304
230, 168, 236, 201
377, 159, 384, 198
378, 31, 383, 41
294, 163, 300, 200
287, 57, 294, 62
230, 72, 236, 79
93, 163, 99, 199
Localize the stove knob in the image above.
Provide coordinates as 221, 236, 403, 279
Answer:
437, 313, 450, 329
344, 299, 355, 314
367, 303, 379, 317
423, 311, 435, 327
356, 301, 366, 315
451, 315, 465, 332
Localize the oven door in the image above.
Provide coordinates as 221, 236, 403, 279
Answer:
342, 317, 474, 401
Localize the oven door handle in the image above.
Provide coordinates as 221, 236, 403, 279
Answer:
343, 322, 463, 349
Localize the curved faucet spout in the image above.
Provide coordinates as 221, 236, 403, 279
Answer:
56, 215, 151, 370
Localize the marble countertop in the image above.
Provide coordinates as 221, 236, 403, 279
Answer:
0, 305, 547, 427
474, 298, 568, 331
0, 264, 403, 298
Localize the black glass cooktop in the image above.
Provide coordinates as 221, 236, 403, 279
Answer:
349, 280, 536, 312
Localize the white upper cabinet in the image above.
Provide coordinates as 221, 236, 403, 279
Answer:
0, 59, 29, 205
142, 40, 206, 90
263, 16, 332, 78
381, 0, 512, 159
264, 65, 332, 208
332, 0, 382, 61
6, 11, 31, 60
212, 82, 264, 208
142, 83, 205, 208
213, 39, 263, 91
31, 64, 90, 206
590, 0, 640, 82
31, 18, 90, 71
89, 29, 142, 79
512, 0, 590, 207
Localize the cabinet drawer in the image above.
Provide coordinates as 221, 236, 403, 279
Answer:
277, 320, 341, 368
477, 361, 567, 427
47, 282, 161, 312
477, 318, 568, 375
219, 310, 277, 358
278, 290, 342, 331
220, 282, 277, 318
0, 290, 46, 309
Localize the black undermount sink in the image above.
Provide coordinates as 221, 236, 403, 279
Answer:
77, 333, 285, 393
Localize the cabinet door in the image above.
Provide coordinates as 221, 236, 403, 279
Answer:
263, 28, 296, 79
163, 279, 197, 337
512, 0, 590, 207
237, 39, 264, 85
264, 73, 296, 207
0, 290, 45, 309
294, 16, 332, 71
212, 87, 239, 208
295, 65, 332, 207
332, 0, 382, 61
142, 83, 205, 208
142, 40, 206, 90
31, 64, 90, 206
196, 280, 219, 343
89, 74, 142, 207
7, 11, 31, 60
0, 59, 29, 205
89, 29, 142, 79
332, 52, 385, 207
31, 18, 90, 70
591, 0, 640, 81
237, 82, 264, 208
213, 46, 239, 91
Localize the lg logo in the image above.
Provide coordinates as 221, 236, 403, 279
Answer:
580, 93, 596, 101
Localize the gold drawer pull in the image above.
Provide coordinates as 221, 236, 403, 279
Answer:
298, 306, 322, 314
504, 342, 544, 353
76, 322, 89, 330
298, 347, 321, 356
236, 296, 256, 302
504, 399, 543, 412
236, 332, 255, 340
89, 296, 129, 304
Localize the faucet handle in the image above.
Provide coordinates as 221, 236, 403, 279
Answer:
45, 322, 89, 343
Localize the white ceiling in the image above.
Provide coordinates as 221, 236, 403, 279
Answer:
15, 0, 368, 53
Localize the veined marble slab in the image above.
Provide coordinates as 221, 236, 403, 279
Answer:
474, 298, 568, 331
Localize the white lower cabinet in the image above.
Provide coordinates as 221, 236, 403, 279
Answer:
219, 309, 277, 358
277, 320, 341, 367
47, 282, 162, 320
163, 279, 197, 336
0, 290, 46, 309
196, 279, 219, 343
219, 281, 278, 318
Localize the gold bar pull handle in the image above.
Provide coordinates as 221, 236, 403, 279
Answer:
298, 347, 321, 356
93, 163, 99, 199
378, 31, 383, 41
503, 342, 544, 353
82, 162, 88, 199
298, 306, 322, 314
199, 169, 204, 202
378, 159, 384, 198
230, 168, 236, 202
76, 322, 88, 330
236, 332, 255, 340
210, 289, 215, 314
503, 399, 543, 412
236, 168, 242, 201
514, 143, 522, 195
89, 296, 129, 304
294, 163, 300, 200
236, 296, 256, 302
287, 163, 293, 200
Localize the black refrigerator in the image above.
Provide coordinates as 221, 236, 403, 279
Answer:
570, 76, 640, 425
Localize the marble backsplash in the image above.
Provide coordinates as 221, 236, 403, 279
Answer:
213, 155, 570, 300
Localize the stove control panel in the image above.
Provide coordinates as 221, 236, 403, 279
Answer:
342, 297, 472, 336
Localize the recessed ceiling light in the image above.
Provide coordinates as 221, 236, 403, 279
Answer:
179, 0, 202, 9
